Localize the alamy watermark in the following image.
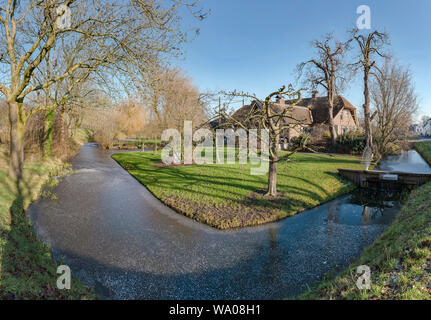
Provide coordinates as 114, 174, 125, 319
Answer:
57, 265, 71, 290
356, 5, 371, 30
56, 4, 72, 30
161, 121, 270, 175
356, 265, 371, 290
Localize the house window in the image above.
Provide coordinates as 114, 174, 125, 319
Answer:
334, 125, 339, 133
340, 112, 343, 121
345, 111, 349, 121
342, 126, 347, 134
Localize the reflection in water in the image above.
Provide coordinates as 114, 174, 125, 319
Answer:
362, 207, 371, 223
377, 150, 431, 174
325, 189, 401, 226
28, 143, 405, 299
326, 200, 339, 223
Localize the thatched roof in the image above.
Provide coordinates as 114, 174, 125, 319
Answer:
231, 101, 313, 126
291, 95, 359, 126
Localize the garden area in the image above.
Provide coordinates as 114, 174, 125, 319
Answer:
112, 151, 364, 229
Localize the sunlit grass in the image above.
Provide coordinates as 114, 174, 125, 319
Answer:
415, 141, 431, 166
113, 151, 364, 229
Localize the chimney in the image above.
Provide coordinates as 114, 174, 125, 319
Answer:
275, 95, 285, 104
311, 91, 318, 99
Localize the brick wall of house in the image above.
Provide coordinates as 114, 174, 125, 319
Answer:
333, 108, 358, 136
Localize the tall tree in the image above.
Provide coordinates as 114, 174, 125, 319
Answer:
350, 29, 389, 156
133, 66, 207, 137
298, 33, 349, 147
217, 86, 311, 196
0, 0, 205, 180
371, 58, 418, 158
29, 45, 95, 157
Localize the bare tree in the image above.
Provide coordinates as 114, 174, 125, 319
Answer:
0, 99, 8, 144
371, 58, 418, 158
28, 45, 95, 157
420, 115, 430, 127
217, 86, 310, 196
350, 29, 389, 156
298, 33, 349, 147
0, 0, 205, 180
115, 99, 147, 139
135, 66, 207, 137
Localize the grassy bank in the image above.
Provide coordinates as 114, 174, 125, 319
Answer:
300, 181, 431, 300
415, 141, 431, 166
112, 138, 166, 150
0, 133, 95, 299
300, 143, 431, 300
112, 151, 363, 229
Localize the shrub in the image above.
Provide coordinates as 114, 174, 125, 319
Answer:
336, 131, 365, 154
289, 133, 315, 152
415, 142, 431, 165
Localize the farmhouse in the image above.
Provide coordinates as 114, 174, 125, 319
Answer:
299, 91, 359, 135
230, 91, 360, 142
231, 99, 313, 141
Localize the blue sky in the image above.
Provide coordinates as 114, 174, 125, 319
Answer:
174, 0, 431, 121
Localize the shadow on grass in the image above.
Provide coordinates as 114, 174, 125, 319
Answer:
126, 162, 326, 207
112, 152, 361, 229
125, 159, 333, 202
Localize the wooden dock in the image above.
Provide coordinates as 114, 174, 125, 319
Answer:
338, 168, 431, 190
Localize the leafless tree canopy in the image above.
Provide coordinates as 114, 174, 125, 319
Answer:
134, 66, 208, 137
215, 85, 310, 196
0, 0, 206, 179
371, 58, 418, 158
298, 33, 350, 146
350, 28, 389, 155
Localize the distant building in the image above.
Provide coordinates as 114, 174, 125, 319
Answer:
230, 91, 360, 142
423, 119, 431, 136
291, 91, 360, 136
409, 124, 423, 135
231, 99, 313, 142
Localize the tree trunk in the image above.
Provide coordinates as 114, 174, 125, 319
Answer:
328, 84, 337, 147
153, 134, 158, 154
363, 69, 373, 149
42, 109, 54, 158
267, 159, 278, 196
328, 104, 336, 147
266, 134, 279, 196
59, 110, 66, 148
8, 100, 25, 180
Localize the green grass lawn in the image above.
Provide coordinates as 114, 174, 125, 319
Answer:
415, 141, 431, 166
0, 140, 95, 299
112, 151, 364, 229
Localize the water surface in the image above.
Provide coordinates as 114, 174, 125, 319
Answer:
29, 144, 403, 299
377, 150, 431, 174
